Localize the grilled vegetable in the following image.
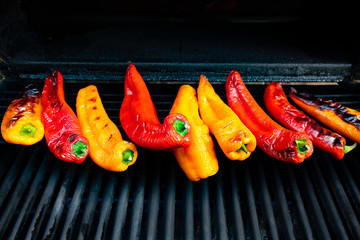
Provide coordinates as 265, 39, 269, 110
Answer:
264, 81, 355, 160
120, 64, 191, 150
1, 83, 44, 145
197, 75, 256, 161
170, 84, 219, 181
290, 87, 360, 145
226, 71, 313, 164
76, 85, 138, 171
42, 70, 89, 163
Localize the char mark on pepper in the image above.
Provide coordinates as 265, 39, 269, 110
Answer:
292, 88, 360, 128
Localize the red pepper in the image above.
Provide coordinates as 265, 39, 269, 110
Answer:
42, 70, 89, 163
226, 71, 313, 164
120, 64, 191, 150
264, 81, 355, 160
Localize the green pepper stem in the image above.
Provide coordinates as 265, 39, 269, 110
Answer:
236, 144, 249, 154
122, 149, 134, 165
344, 142, 357, 154
20, 124, 37, 137
172, 119, 189, 137
295, 139, 308, 155
72, 141, 88, 158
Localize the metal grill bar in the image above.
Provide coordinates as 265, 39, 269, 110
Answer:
271, 161, 296, 240
297, 161, 331, 239
163, 158, 176, 239
322, 155, 360, 239
256, 160, 279, 240
284, 165, 314, 240
215, 173, 228, 240
199, 179, 211, 239
243, 163, 262, 240
60, 163, 90, 240
76, 168, 103, 240
128, 150, 146, 240
0, 145, 42, 237
229, 166, 245, 240
111, 167, 133, 240
41, 164, 76, 240
143, 162, 159, 240
184, 179, 194, 240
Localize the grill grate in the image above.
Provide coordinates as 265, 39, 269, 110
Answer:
1, 73, 360, 240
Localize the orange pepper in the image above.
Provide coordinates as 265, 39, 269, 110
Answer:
290, 87, 360, 144
197, 75, 256, 161
76, 85, 138, 172
1, 84, 44, 145
170, 84, 219, 181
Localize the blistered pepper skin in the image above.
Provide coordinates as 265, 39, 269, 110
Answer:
1, 84, 44, 145
226, 71, 313, 164
197, 75, 256, 161
76, 85, 138, 172
170, 84, 218, 181
42, 71, 89, 163
265, 82, 346, 160
290, 87, 360, 144
120, 64, 191, 150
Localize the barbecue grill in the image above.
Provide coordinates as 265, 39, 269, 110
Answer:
1, 1, 360, 239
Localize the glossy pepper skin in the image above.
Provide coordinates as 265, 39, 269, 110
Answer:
170, 84, 218, 181
1, 83, 44, 145
197, 75, 256, 161
42, 71, 89, 163
264, 82, 350, 160
290, 87, 360, 144
76, 85, 138, 171
226, 71, 313, 164
120, 64, 191, 150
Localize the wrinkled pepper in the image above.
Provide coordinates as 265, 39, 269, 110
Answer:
76, 85, 138, 172
42, 71, 89, 163
226, 71, 313, 164
264, 82, 356, 160
197, 75, 256, 161
290, 87, 360, 144
1, 83, 44, 145
170, 84, 219, 181
120, 64, 191, 150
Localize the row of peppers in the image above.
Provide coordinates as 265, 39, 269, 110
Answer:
1, 64, 359, 181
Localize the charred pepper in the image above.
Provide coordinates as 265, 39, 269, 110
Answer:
264, 82, 355, 160
226, 71, 313, 164
42, 71, 89, 163
76, 85, 138, 171
290, 87, 360, 144
120, 64, 191, 150
1, 83, 44, 145
197, 75, 256, 161
170, 84, 219, 181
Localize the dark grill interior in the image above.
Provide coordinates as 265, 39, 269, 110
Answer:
1, 69, 360, 239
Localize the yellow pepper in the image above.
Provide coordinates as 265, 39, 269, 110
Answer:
1, 84, 44, 145
76, 85, 137, 172
170, 85, 219, 181
197, 75, 256, 161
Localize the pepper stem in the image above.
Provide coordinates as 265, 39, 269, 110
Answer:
172, 119, 189, 137
344, 142, 357, 154
122, 149, 134, 165
236, 144, 249, 154
295, 139, 308, 155
20, 124, 37, 137
72, 141, 88, 158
